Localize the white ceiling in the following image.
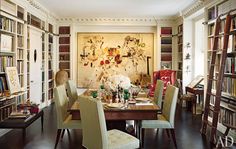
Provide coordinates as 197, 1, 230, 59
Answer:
38, 0, 197, 18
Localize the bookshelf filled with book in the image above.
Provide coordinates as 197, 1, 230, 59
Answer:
177, 24, 183, 81
0, 0, 27, 121
206, 1, 236, 138
48, 23, 55, 101
160, 27, 172, 69
59, 26, 70, 78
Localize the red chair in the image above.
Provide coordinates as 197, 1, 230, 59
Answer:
149, 70, 176, 97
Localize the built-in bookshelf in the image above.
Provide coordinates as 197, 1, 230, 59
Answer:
0, 0, 27, 121
207, 1, 236, 137
177, 24, 183, 81
160, 27, 172, 69
48, 23, 54, 101
59, 26, 70, 77
42, 32, 45, 103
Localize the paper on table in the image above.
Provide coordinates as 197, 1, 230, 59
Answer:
135, 103, 153, 106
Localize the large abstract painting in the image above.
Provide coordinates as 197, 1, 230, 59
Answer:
77, 33, 154, 88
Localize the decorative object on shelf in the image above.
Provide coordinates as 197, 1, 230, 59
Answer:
5, 67, 21, 94
0, 34, 12, 52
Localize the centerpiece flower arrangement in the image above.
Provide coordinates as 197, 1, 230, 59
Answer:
104, 74, 131, 92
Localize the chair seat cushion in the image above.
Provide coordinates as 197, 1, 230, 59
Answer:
108, 129, 139, 149
181, 94, 195, 101
62, 114, 82, 129
141, 114, 173, 129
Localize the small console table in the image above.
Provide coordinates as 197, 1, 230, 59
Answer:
0, 110, 44, 138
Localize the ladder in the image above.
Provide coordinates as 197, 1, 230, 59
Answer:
201, 13, 232, 144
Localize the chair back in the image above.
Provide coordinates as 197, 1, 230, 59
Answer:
159, 70, 176, 94
79, 96, 108, 149
53, 85, 69, 129
162, 85, 179, 127
154, 80, 164, 108
66, 80, 78, 107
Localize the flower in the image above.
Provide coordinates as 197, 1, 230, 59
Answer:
105, 74, 131, 91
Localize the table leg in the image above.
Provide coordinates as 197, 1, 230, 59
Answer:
41, 111, 44, 132
23, 128, 26, 138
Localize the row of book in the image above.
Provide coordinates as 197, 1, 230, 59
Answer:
59, 26, 70, 34
207, 34, 236, 52
0, 102, 14, 121
222, 78, 236, 97
59, 45, 70, 52
17, 49, 24, 59
0, 16, 15, 33
16, 22, 23, 35
19, 75, 23, 87
59, 36, 70, 44
59, 62, 70, 70
0, 56, 14, 72
161, 27, 172, 35
161, 37, 172, 44
225, 57, 236, 74
17, 36, 24, 47
161, 53, 172, 61
0, 76, 8, 96
48, 89, 53, 100
17, 61, 24, 74
59, 54, 70, 61
218, 106, 236, 129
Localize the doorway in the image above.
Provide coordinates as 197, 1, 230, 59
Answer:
29, 27, 42, 106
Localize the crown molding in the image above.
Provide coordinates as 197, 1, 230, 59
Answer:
182, 0, 205, 18
57, 17, 177, 26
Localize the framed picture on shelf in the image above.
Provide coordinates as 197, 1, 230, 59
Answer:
0, 34, 12, 52
5, 67, 21, 94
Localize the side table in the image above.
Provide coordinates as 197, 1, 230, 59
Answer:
0, 110, 44, 138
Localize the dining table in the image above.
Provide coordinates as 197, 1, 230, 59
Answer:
68, 96, 160, 138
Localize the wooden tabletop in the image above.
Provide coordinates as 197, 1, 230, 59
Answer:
68, 100, 160, 121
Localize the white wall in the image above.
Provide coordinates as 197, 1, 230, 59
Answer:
193, 17, 205, 77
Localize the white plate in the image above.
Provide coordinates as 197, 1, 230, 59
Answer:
106, 103, 124, 108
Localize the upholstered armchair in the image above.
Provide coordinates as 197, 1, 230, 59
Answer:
149, 70, 176, 97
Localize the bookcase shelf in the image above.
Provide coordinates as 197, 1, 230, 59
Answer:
0, 0, 27, 121
160, 27, 172, 69
206, 1, 236, 137
59, 26, 71, 78
177, 24, 183, 81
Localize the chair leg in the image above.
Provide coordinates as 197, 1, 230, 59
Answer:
54, 129, 62, 149
61, 129, 65, 140
165, 129, 170, 139
170, 129, 177, 149
224, 127, 230, 137
141, 128, 145, 148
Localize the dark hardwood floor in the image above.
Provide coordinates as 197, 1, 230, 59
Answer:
0, 104, 235, 149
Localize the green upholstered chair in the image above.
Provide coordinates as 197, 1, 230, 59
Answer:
66, 80, 78, 108
79, 96, 139, 149
153, 80, 164, 111
141, 85, 179, 148
53, 85, 82, 148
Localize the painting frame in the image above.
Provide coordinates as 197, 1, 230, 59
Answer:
77, 32, 154, 88
5, 67, 21, 94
